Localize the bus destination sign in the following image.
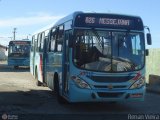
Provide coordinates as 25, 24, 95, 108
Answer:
85, 17, 130, 26
74, 14, 143, 30
11, 41, 30, 45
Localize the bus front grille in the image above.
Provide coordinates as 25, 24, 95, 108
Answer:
87, 75, 134, 83
94, 85, 127, 89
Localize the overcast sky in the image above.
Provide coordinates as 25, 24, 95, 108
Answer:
0, 0, 159, 48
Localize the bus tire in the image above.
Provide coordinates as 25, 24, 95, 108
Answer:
14, 66, 18, 69
35, 70, 41, 86
108, 101, 117, 104
54, 76, 67, 104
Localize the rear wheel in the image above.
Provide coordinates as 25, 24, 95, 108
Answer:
14, 66, 18, 69
35, 70, 41, 86
108, 101, 117, 104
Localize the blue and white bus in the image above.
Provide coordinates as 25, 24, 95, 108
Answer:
8, 40, 31, 68
30, 12, 152, 103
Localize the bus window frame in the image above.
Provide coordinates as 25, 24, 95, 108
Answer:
48, 28, 56, 52
55, 25, 64, 52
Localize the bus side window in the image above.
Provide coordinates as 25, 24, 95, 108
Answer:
55, 25, 64, 52
40, 32, 45, 51
37, 33, 41, 52
31, 36, 35, 52
49, 28, 56, 52
50, 36, 56, 52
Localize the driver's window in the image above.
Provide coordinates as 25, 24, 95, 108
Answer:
131, 34, 142, 55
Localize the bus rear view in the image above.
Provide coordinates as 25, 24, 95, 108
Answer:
8, 40, 31, 68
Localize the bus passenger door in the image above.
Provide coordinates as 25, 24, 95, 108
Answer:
62, 31, 70, 94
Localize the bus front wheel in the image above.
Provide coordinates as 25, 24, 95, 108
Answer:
54, 78, 67, 104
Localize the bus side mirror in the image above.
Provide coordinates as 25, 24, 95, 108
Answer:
147, 33, 152, 45
69, 35, 74, 48
146, 49, 149, 56
6, 47, 8, 51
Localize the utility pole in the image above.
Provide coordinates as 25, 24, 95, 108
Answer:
26, 34, 31, 40
8, 37, 13, 40
13, 28, 17, 40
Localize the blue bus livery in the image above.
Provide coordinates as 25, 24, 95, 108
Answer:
8, 40, 31, 68
30, 11, 152, 103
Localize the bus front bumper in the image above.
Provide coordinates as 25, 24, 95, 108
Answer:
68, 84, 145, 103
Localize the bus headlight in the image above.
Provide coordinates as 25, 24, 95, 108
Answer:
129, 77, 145, 89
71, 76, 91, 89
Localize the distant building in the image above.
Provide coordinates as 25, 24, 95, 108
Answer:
146, 49, 160, 83
0, 44, 7, 60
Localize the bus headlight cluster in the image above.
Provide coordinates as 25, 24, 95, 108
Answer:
71, 76, 91, 89
129, 77, 145, 89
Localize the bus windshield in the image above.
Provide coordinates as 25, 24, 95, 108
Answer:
9, 42, 31, 57
73, 29, 145, 72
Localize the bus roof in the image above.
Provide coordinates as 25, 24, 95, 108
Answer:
53, 11, 83, 26
32, 23, 55, 35
54, 11, 142, 26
